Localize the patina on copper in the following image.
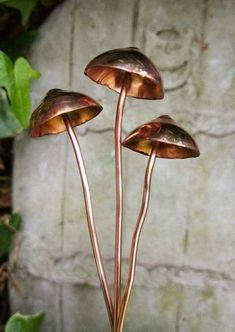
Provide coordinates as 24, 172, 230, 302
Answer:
122, 115, 200, 159
118, 115, 200, 331
85, 47, 164, 331
29, 90, 114, 329
84, 47, 164, 100
30, 89, 102, 137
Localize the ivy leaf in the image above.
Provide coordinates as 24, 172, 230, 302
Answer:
5, 312, 45, 332
13, 57, 40, 127
0, 88, 21, 138
0, 213, 22, 256
0, 0, 39, 25
0, 51, 40, 128
0, 51, 14, 90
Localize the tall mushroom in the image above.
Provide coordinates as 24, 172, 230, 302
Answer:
85, 47, 164, 329
29, 89, 114, 328
118, 115, 200, 331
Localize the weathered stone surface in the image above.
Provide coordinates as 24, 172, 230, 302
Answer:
10, 276, 61, 332
11, 0, 235, 331
179, 284, 235, 332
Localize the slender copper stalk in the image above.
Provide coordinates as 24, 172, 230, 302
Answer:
117, 147, 157, 332
62, 114, 114, 329
114, 79, 128, 331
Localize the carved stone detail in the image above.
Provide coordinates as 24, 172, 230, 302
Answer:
145, 25, 194, 92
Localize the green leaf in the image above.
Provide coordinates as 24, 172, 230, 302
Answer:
0, 88, 21, 138
0, 213, 22, 257
0, 0, 39, 24
13, 57, 40, 127
5, 312, 45, 332
0, 50, 14, 89
0, 51, 40, 128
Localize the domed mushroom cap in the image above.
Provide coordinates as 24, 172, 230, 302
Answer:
84, 47, 164, 100
122, 115, 200, 159
30, 89, 102, 137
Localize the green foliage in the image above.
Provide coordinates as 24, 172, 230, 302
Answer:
0, 88, 21, 138
0, 51, 40, 134
14, 57, 40, 126
0, 213, 21, 256
0, 0, 39, 25
0, 0, 41, 138
5, 312, 45, 332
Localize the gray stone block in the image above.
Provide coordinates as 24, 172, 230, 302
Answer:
11, 0, 235, 331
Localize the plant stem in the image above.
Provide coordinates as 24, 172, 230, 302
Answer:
62, 114, 114, 330
117, 147, 157, 332
114, 78, 128, 331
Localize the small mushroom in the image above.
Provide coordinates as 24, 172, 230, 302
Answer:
30, 89, 102, 137
122, 115, 200, 159
29, 89, 114, 328
84, 47, 164, 99
85, 47, 164, 326
118, 115, 200, 332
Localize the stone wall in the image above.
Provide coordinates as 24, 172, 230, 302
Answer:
12, 0, 235, 331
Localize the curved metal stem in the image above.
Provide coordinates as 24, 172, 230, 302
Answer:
62, 114, 114, 330
114, 81, 127, 331
117, 147, 157, 332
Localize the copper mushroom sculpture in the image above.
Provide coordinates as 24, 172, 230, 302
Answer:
85, 47, 164, 329
117, 115, 200, 331
29, 89, 114, 328
29, 48, 201, 332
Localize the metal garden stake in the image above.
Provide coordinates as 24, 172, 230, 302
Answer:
29, 48, 200, 332
29, 89, 114, 327
85, 47, 164, 331
118, 115, 200, 331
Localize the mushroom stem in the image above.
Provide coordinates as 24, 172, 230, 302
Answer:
62, 114, 114, 329
117, 146, 157, 332
114, 77, 128, 331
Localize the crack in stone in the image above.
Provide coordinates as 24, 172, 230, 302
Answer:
68, 0, 76, 89
195, 129, 235, 138
14, 248, 235, 290
175, 285, 184, 332
77, 112, 235, 139
197, 0, 209, 97
78, 126, 129, 137
78, 124, 235, 139
58, 3, 77, 331
131, 0, 140, 45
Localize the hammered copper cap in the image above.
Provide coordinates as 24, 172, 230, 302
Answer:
84, 47, 164, 100
30, 89, 102, 137
122, 115, 200, 159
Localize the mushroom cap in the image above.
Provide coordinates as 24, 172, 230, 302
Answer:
84, 47, 164, 100
29, 89, 102, 137
122, 115, 200, 159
